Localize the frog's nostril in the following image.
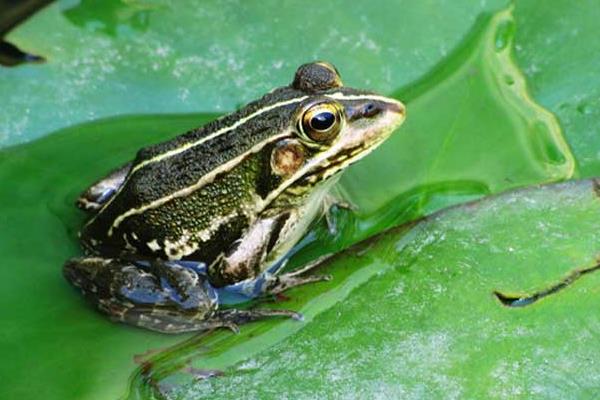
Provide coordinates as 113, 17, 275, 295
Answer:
364, 103, 379, 118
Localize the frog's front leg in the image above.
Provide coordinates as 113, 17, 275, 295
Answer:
206, 215, 283, 287
263, 253, 334, 295
207, 209, 332, 296
63, 257, 299, 333
322, 193, 357, 235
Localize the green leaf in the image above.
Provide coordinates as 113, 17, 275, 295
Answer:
2, 0, 507, 146
342, 6, 573, 224
513, 0, 600, 176
0, 1, 598, 399
135, 178, 600, 399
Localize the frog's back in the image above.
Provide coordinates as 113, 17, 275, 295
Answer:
135, 87, 303, 162
80, 87, 307, 260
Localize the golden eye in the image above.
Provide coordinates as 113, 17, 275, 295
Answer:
299, 101, 343, 143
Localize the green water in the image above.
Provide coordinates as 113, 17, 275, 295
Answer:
0, 5, 580, 400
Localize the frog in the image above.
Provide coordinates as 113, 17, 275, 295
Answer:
63, 61, 406, 333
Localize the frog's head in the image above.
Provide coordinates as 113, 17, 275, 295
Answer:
267, 61, 406, 197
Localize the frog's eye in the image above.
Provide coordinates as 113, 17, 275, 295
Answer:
298, 101, 344, 143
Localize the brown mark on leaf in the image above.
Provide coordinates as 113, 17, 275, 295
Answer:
133, 347, 163, 365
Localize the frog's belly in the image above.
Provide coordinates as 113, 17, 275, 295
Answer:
264, 177, 338, 268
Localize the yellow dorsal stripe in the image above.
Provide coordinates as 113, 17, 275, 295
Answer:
129, 96, 310, 175
108, 131, 292, 236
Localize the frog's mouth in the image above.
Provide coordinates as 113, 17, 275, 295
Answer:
300, 143, 373, 184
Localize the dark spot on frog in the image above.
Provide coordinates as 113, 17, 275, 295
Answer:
167, 248, 178, 258
292, 61, 343, 93
265, 212, 291, 254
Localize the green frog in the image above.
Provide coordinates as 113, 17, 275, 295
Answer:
64, 62, 406, 333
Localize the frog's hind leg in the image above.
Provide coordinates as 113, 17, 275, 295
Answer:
200, 308, 302, 334
64, 256, 219, 332
63, 257, 300, 334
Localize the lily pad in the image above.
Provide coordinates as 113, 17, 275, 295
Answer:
1, 0, 508, 145
0, 0, 598, 399
340, 6, 573, 227
135, 178, 600, 399
513, 0, 600, 176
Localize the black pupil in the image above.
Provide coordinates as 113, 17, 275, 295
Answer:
310, 112, 335, 131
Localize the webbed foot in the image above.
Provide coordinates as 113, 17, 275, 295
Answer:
210, 308, 302, 334
263, 253, 334, 296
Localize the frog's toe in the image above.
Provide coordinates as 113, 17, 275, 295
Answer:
63, 257, 112, 295
265, 273, 332, 296
261, 253, 334, 296
212, 308, 302, 329
323, 194, 357, 235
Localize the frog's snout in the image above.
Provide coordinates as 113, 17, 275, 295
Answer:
347, 98, 405, 123
384, 99, 405, 116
